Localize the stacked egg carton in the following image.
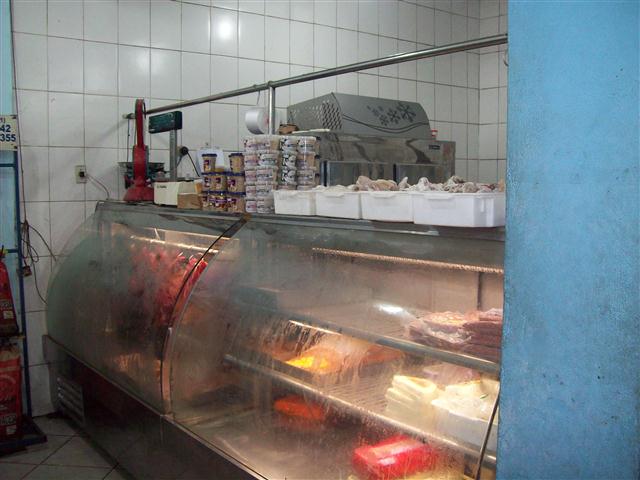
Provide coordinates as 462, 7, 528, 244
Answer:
244, 135, 280, 213
295, 136, 318, 190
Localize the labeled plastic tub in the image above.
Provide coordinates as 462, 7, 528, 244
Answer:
361, 191, 413, 222
411, 192, 505, 227
315, 190, 361, 219
274, 190, 316, 216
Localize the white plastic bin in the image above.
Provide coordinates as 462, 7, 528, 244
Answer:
361, 191, 413, 222
273, 190, 316, 216
411, 192, 505, 227
315, 190, 361, 219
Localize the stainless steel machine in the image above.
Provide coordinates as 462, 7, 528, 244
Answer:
287, 93, 455, 186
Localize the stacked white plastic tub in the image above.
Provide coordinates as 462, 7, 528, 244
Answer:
315, 190, 362, 219
273, 190, 316, 216
411, 192, 505, 227
360, 191, 413, 222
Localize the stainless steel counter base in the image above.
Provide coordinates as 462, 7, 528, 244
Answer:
44, 335, 261, 480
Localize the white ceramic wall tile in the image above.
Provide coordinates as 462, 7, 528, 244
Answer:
51, 201, 86, 255
315, 0, 337, 27
433, 120, 451, 141
451, 122, 467, 158
467, 53, 479, 88
498, 123, 506, 160
30, 364, 54, 416
378, 0, 398, 38
265, 17, 290, 63
398, 40, 417, 80
265, 62, 290, 106
434, 0, 451, 13
238, 58, 264, 104
182, 53, 211, 99
451, 0, 467, 16
467, 0, 480, 18
289, 65, 314, 104
84, 42, 118, 96
84, 95, 119, 148
49, 147, 85, 201
290, 21, 314, 66
12, 0, 47, 35
497, 158, 506, 180
450, 52, 467, 87
467, 17, 479, 39
290, 0, 314, 22
239, 0, 265, 15
434, 10, 451, 45
17, 90, 48, 146
151, 49, 181, 100
479, 51, 499, 88
314, 25, 337, 68
182, 104, 211, 149
478, 159, 497, 182
358, 73, 378, 97
499, 50, 508, 86
83, 0, 118, 42
239, 12, 265, 60
434, 55, 451, 84
479, 123, 498, 159
467, 88, 479, 123
451, 86, 467, 123
468, 123, 479, 158
23, 201, 51, 263
151, 1, 182, 50
417, 81, 434, 117
499, 86, 507, 123
398, 79, 417, 102
117, 96, 140, 149
85, 148, 119, 201
336, 72, 358, 95
20, 147, 49, 203
480, 0, 500, 19
454, 158, 467, 178
416, 7, 435, 45
266, 0, 290, 18
499, 14, 507, 34
434, 83, 451, 121
49, 93, 84, 147
379, 76, 398, 99
118, 46, 150, 97
417, 56, 434, 83
378, 36, 398, 77
398, 1, 417, 42
466, 159, 479, 181
48, 37, 83, 93
451, 14, 466, 42
13, 33, 47, 90
358, 0, 378, 34
119, 0, 150, 47
211, 55, 239, 97
479, 88, 498, 124
23, 255, 50, 313
337, 0, 358, 30
337, 29, 358, 66
313, 73, 336, 97
357, 32, 378, 64
183, 3, 211, 53
48, 1, 83, 39
213, 0, 239, 9
479, 16, 499, 37
211, 8, 239, 56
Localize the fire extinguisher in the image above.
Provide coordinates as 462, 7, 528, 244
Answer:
0, 247, 19, 337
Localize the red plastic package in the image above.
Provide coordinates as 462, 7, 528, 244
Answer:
0, 344, 22, 439
0, 252, 19, 336
352, 435, 438, 480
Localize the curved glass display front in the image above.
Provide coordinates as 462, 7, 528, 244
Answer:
46, 202, 240, 412
169, 217, 504, 479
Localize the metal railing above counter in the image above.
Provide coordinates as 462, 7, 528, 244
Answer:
124, 34, 508, 134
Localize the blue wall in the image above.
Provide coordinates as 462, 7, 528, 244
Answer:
499, 1, 639, 478
0, 0, 15, 250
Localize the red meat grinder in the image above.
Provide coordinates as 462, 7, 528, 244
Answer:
123, 99, 154, 202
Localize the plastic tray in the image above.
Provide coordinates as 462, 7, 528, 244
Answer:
274, 190, 316, 216
361, 191, 413, 222
315, 190, 361, 219
411, 192, 505, 227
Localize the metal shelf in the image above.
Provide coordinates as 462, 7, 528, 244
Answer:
223, 353, 497, 469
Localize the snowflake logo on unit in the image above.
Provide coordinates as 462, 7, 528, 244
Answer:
397, 103, 416, 122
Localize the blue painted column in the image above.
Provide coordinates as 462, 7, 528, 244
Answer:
499, 1, 639, 478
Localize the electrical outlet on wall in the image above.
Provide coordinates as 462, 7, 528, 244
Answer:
75, 165, 87, 183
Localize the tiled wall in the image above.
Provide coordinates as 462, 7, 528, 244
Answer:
12, 0, 505, 415
477, 0, 507, 182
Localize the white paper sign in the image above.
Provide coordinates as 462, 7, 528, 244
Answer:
0, 115, 18, 151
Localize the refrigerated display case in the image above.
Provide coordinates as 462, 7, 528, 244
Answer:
46, 201, 504, 480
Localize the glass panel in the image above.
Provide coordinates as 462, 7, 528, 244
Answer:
46, 202, 239, 412
170, 218, 503, 479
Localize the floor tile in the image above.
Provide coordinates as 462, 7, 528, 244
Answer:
34, 416, 80, 437
44, 436, 115, 469
23, 464, 111, 480
0, 435, 70, 465
104, 466, 131, 480
0, 462, 37, 480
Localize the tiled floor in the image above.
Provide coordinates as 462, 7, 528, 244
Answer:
0, 415, 129, 480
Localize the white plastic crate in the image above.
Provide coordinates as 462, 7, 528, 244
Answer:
411, 192, 505, 227
315, 190, 362, 219
361, 191, 413, 222
273, 190, 316, 216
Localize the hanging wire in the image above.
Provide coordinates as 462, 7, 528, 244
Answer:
86, 173, 111, 200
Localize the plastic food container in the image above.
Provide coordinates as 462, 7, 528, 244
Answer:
297, 136, 317, 149
209, 192, 227, 212
202, 175, 212, 191
274, 190, 316, 216
259, 153, 279, 166
245, 185, 257, 198
361, 191, 413, 222
315, 190, 361, 219
246, 199, 257, 213
229, 153, 244, 173
227, 193, 246, 213
211, 173, 227, 191
227, 174, 245, 193
202, 153, 216, 173
411, 192, 506, 227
